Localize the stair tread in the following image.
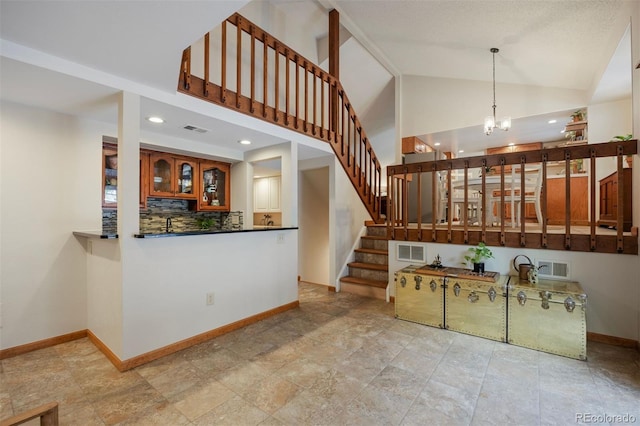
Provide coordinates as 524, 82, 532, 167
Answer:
348, 262, 388, 271
340, 276, 388, 289
354, 247, 388, 255
361, 235, 389, 241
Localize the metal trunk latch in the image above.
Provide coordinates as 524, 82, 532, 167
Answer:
517, 291, 527, 306
488, 286, 497, 302
468, 291, 479, 303
414, 275, 422, 290
429, 279, 437, 292
400, 276, 407, 288
579, 294, 588, 311
540, 291, 552, 310
453, 283, 461, 297
564, 296, 576, 313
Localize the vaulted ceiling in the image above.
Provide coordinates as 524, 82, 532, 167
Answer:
0, 0, 635, 158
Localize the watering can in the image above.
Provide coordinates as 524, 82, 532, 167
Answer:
513, 255, 534, 281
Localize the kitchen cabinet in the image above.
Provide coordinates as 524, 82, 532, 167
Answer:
254, 176, 281, 212
598, 169, 632, 231
486, 142, 542, 174
149, 153, 198, 199
199, 161, 230, 211
101, 143, 149, 209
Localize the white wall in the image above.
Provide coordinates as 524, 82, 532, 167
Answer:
388, 241, 639, 341
401, 75, 588, 137
333, 157, 370, 286
0, 101, 109, 349
299, 167, 330, 285
119, 230, 298, 360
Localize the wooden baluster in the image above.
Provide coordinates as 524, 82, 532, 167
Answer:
203, 35, 209, 97
403, 167, 409, 238
295, 56, 299, 129
542, 153, 548, 248
499, 158, 505, 245
340, 92, 345, 155
447, 165, 452, 242
221, 21, 226, 103
263, 33, 268, 118
274, 41, 279, 122
432, 163, 437, 241
236, 18, 242, 108
320, 76, 325, 139
284, 49, 289, 124
304, 62, 308, 131
463, 161, 469, 244
311, 67, 317, 134
250, 26, 255, 113
564, 151, 571, 249
616, 145, 624, 252
518, 157, 526, 246
481, 159, 487, 242
346, 105, 351, 165
416, 166, 422, 237
387, 173, 393, 237
589, 149, 597, 250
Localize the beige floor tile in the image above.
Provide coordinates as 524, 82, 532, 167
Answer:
173, 380, 236, 422
4, 282, 640, 426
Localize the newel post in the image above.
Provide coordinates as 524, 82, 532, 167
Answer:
329, 9, 339, 132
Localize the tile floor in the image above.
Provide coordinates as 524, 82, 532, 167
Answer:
2, 282, 639, 425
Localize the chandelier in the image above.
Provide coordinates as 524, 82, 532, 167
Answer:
484, 48, 511, 135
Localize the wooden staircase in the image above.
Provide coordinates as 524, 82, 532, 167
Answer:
340, 224, 389, 300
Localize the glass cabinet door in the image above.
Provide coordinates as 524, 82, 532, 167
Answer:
199, 161, 230, 211
176, 159, 198, 199
150, 154, 174, 197
102, 145, 118, 207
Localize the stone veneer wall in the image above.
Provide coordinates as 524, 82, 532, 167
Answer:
102, 198, 243, 234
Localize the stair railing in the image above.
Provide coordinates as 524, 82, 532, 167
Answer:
178, 13, 383, 223
386, 140, 637, 254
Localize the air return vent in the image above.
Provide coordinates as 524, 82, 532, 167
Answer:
183, 124, 208, 133
537, 259, 570, 279
397, 244, 426, 263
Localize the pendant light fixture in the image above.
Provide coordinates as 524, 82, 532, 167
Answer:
484, 48, 511, 135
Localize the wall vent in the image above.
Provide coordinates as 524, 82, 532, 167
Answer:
183, 124, 208, 133
537, 259, 570, 279
397, 244, 426, 263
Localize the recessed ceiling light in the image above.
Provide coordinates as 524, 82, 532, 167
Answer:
147, 116, 164, 124
548, 119, 557, 124
508, 143, 515, 146
238, 139, 251, 145
458, 149, 464, 153
434, 142, 441, 146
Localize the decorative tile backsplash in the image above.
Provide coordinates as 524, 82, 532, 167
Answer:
102, 198, 243, 234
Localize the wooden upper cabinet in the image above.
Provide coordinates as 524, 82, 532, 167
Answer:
102, 143, 148, 209
102, 144, 118, 208
199, 161, 231, 211
149, 153, 198, 199
486, 142, 542, 155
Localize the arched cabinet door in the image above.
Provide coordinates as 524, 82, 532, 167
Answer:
149, 153, 199, 200
199, 161, 230, 211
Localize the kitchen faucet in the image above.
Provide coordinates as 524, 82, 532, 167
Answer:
166, 217, 173, 233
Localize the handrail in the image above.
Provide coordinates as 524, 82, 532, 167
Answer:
178, 13, 383, 223
387, 140, 637, 254
1, 402, 58, 426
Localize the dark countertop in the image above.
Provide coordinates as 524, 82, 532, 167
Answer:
73, 231, 119, 239
133, 227, 298, 238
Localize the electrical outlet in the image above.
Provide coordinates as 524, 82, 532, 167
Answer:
206, 292, 214, 305
277, 233, 285, 244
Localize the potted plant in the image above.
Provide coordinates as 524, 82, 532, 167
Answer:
571, 109, 586, 122
196, 217, 215, 230
611, 134, 633, 167
463, 242, 494, 274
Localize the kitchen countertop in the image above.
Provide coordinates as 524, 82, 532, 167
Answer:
73, 231, 119, 239
133, 226, 298, 238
